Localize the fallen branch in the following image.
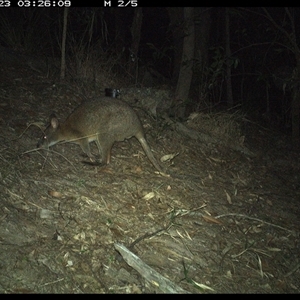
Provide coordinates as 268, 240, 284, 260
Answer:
114, 243, 190, 294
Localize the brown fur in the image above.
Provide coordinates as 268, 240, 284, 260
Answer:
37, 97, 164, 173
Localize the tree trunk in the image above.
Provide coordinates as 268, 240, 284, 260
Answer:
167, 7, 184, 86
225, 7, 233, 107
291, 61, 300, 142
174, 7, 195, 119
128, 7, 143, 82
60, 7, 68, 81
194, 7, 211, 108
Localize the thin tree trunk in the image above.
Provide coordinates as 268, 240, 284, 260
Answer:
129, 7, 143, 82
291, 61, 300, 141
60, 7, 68, 81
225, 7, 233, 107
167, 7, 184, 86
174, 7, 195, 119
194, 7, 211, 108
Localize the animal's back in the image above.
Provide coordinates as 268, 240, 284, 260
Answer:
66, 97, 143, 140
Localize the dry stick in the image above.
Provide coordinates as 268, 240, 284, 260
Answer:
115, 221, 192, 293
114, 243, 190, 294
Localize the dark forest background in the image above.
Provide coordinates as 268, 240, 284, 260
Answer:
1, 7, 299, 140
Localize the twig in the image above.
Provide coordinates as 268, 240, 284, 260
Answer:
284, 262, 300, 278
216, 213, 295, 233
128, 227, 166, 251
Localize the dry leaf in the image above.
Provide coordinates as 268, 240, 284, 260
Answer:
224, 190, 232, 204
142, 192, 155, 201
160, 152, 179, 162
134, 166, 143, 173
48, 190, 62, 198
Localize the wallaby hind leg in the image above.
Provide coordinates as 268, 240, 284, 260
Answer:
95, 138, 114, 164
136, 134, 164, 173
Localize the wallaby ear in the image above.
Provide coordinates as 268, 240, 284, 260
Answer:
50, 116, 59, 129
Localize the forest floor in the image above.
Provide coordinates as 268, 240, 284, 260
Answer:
0, 61, 300, 294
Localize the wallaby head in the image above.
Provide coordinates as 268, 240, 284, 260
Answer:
37, 112, 95, 158
37, 114, 62, 149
